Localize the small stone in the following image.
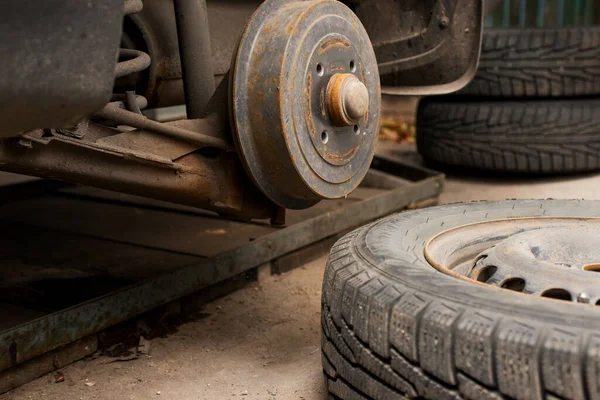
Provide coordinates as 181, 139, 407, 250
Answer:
85, 381, 95, 387
54, 372, 65, 383
137, 336, 152, 355
241, 390, 249, 396
156, 391, 161, 395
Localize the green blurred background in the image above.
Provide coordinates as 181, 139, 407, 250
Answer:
486, 0, 599, 28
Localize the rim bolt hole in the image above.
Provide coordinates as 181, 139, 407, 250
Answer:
321, 130, 329, 144
350, 60, 356, 72
317, 63, 324, 76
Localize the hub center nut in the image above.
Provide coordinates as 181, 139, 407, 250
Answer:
326, 73, 369, 126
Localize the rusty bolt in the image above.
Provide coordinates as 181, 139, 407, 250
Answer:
326, 73, 369, 127
439, 16, 449, 29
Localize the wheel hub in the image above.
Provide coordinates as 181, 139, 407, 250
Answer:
230, 0, 380, 209
424, 218, 600, 304
326, 73, 370, 126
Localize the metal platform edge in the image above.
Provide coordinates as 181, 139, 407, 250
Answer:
0, 155, 443, 391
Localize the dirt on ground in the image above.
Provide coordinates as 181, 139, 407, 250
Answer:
2, 257, 329, 400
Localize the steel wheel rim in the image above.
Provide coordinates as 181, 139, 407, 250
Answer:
424, 217, 600, 305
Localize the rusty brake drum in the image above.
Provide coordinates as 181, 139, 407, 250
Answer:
231, 0, 380, 209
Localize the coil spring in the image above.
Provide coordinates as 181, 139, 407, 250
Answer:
115, 0, 150, 113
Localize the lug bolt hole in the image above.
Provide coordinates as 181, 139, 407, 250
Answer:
353, 125, 359, 134
321, 130, 329, 144
317, 63, 324, 76
350, 60, 356, 72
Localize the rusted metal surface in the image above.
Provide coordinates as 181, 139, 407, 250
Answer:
124, 0, 483, 104
110, 10, 227, 150
0, 126, 275, 220
174, 0, 216, 118
0, 336, 98, 394
425, 218, 600, 304
122, 1, 183, 108
122, 0, 261, 108
231, 0, 380, 209
95, 102, 230, 149
326, 73, 370, 127
0, 147, 443, 375
97, 128, 200, 161
346, 0, 484, 95
0, 44, 265, 221
0, 64, 262, 219
0, 0, 480, 234
0, 0, 264, 221
114, 49, 151, 79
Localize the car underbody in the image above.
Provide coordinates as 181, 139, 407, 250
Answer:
0, 0, 483, 223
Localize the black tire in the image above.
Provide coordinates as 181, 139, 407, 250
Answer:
416, 98, 600, 174
458, 27, 600, 98
321, 200, 600, 400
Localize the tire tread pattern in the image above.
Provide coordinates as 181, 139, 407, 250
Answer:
416, 99, 600, 174
458, 27, 600, 97
321, 212, 596, 399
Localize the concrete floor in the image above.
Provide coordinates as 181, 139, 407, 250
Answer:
441, 172, 600, 203
4, 170, 600, 400
3, 256, 329, 400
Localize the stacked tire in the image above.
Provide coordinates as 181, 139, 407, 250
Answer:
417, 27, 600, 174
